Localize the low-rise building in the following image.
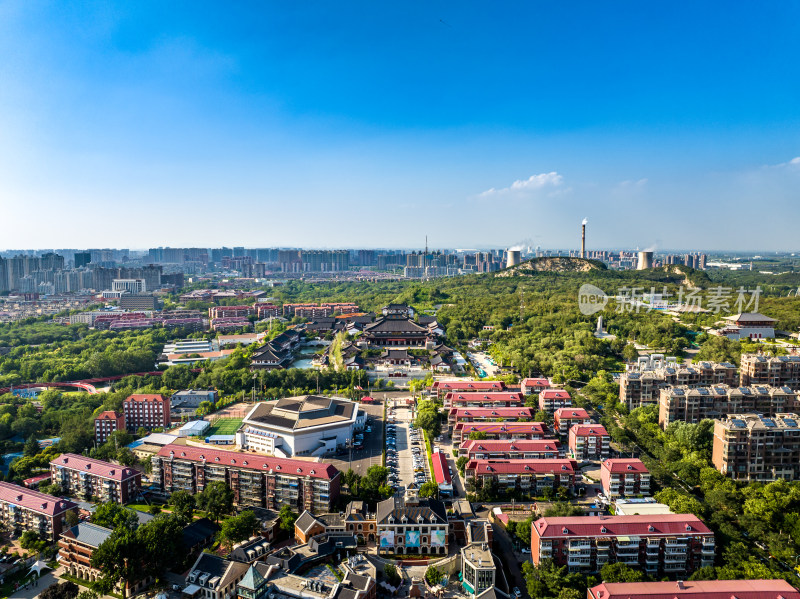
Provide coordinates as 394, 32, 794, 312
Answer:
50, 454, 141, 504
171, 389, 219, 408
431, 450, 453, 497
445, 392, 524, 409
186, 553, 249, 599
454, 421, 547, 444
587, 579, 800, 599
0, 482, 77, 541
539, 390, 572, 412
531, 514, 715, 575
568, 424, 610, 460
376, 489, 448, 556
600, 459, 650, 498
712, 413, 800, 481
554, 408, 592, 435
459, 439, 562, 460
343, 500, 377, 543
448, 406, 534, 434
94, 410, 125, 444
465, 459, 577, 496
461, 541, 495, 598
432, 380, 506, 401
151, 444, 340, 513
716, 312, 776, 340
521, 378, 551, 395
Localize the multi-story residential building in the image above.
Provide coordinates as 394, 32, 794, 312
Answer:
453, 421, 547, 444
539, 390, 572, 412
600, 459, 650, 498
658, 385, 800, 429
588, 579, 800, 599
209, 305, 255, 319
458, 439, 562, 461
554, 408, 592, 435
445, 392, 524, 409
461, 541, 495, 598
432, 380, 506, 401
620, 359, 738, 411
531, 514, 715, 575
255, 304, 280, 319
740, 354, 800, 387
123, 394, 171, 431
94, 410, 125, 444
712, 413, 800, 481
151, 444, 340, 513
238, 396, 362, 457
375, 489, 448, 556
0, 482, 77, 541
171, 389, 219, 408
568, 424, 610, 460
521, 378, 551, 395
448, 407, 534, 433
50, 454, 141, 504
465, 459, 577, 496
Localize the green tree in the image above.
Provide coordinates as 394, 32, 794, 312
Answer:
543, 503, 584, 517
468, 430, 487, 440
169, 490, 197, 525
24, 435, 39, 457
20, 530, 46, 554
456, 455, 469, 474
219, 511, 259, 551
91, 502, 139, 532
599, 562, 647, 583
197, 481, 234, 523
419, 481, 439, 499
383, 563, 400, 585
279, 504, 298, 532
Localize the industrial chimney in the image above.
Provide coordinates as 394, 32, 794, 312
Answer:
637, 250, 654, 270
506, 250, 521, 268
581, 218, 587, 259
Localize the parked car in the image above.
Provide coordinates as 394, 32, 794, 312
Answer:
513, 588, 522, 598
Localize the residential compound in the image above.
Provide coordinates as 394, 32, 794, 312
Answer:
0, 482, 77, 541
94, 410, 125, 444
151, 444, 340, 513
432, 380, 506, 401
447, 406, 534, 434
521, 377, 551, 395
50, 454, 142, 504
555, 408, 592, 435
531, 514, 715, 575
465, 459, 578, 495
445, 391, 523, 409
569, 424, 611, 460
587, 579, 800, 599
600, 459, 651, 498
621, 354, 800, 411
237, 395, 363, 457
658, 385, 800, 429
458, 439, 563, 461
375, 490, 449, 556
712, 413, 800, 482
123, 394, 171, 431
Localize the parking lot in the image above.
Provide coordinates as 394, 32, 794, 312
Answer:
385, 402, 430, 492
327, 402, 384, 477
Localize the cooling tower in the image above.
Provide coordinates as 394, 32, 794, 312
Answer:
506, 250, 521, 268
637, 251, 654, 270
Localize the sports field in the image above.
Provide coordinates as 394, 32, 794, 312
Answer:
206, 418, 242, 436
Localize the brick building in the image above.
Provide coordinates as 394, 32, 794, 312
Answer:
568, 424, 611, 460
151, 444, 340, 513
123, 394, 171, 431
539, 390, 572, 412
554, 408, 592, 435
531, 514, 715, 575
600, 459, 651, 498
453, 421, 547, 445
465, 459, 578, 496
432, 380, 506, 401
521, 378, 551, 395
458, 438, 562, 460
445, 391, 524, 409
50, 454, 142, 504
94, 410, 125, 444
0, 482, 77, 541
448, 406, 534, 433
740, 354, 800, 387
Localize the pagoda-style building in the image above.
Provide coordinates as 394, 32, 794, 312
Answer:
361, 304, 434, 348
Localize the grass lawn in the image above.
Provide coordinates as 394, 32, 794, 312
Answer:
206, 417, 243, 436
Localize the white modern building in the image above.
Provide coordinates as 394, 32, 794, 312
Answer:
237, 395, 364, 457
177, 420, 211, 438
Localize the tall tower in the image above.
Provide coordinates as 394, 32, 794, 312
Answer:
581, 219, 587, 259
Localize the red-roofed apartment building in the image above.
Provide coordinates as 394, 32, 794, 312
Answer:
123, 394, 170, 431
150, 444, 340, 513
453, 421, 548, 445
431, 380, 506, 400
448, 406, 534, 432
466, 459, 577, 496
50, 454, 142, 504
445, 392, 523, 409
521, 378, 551, 395
554, 408, 592, 435
531, 514, 715, 575
431, 450, 453, 497
587, 579, 800, 599
539, 389, 572, 412
94, 410, 125, 444
569, 424, 611, 460
458, 439, 563, 460
0, 481, 78, 541
600, 459, 651, 498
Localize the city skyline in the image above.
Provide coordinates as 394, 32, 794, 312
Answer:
1, 2, 799, 250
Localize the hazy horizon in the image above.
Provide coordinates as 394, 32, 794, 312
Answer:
1, 2, 799, 251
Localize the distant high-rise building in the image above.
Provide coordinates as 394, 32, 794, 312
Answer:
74, 252, 91, 268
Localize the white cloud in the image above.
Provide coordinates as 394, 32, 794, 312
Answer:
764, 157, 800, 170
480, 171, 563, 197
617, 178, 648, 188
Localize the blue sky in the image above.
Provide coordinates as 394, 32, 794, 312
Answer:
1, 1, 799, 251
